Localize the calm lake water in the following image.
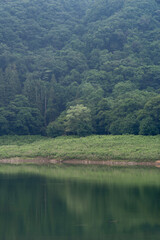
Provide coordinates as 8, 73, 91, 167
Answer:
0, 165, 160, 240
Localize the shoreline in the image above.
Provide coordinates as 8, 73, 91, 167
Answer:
0, 135, 159, 163
0, 157, 160, 167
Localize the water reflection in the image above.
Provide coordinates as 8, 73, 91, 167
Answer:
0, 169, 160, 240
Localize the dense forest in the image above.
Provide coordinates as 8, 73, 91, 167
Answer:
0, 0, 160, 136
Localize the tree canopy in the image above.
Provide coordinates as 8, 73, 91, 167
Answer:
0, 0, 160, 136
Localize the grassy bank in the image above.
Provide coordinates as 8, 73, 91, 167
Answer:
0, 135, 159, 162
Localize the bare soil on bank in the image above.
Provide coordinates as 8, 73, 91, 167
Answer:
0, 157, 160, 167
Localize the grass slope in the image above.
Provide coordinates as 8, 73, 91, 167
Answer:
0, 135, 159, 161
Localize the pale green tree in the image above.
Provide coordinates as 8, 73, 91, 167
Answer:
65, 104, 93, 136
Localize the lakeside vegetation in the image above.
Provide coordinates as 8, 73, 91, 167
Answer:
0, 135, 159, 161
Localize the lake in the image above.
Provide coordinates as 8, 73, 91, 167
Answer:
0, 164, 160, 240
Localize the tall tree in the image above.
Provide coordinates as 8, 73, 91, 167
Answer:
4, 64, 21, 104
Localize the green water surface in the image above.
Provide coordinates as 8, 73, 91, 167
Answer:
0, 165, 160, 240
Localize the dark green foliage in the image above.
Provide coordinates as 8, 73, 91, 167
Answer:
46, 113, 66, 137
0, 0, 160, 136
0, 114, 8, 136
109, 115, 139, 135
94, 98, 110, 134
0, 95, 43, 135
139, 117, 159, 135
138, 95, 160, 135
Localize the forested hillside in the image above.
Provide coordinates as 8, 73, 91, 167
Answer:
0, 0, 160, 136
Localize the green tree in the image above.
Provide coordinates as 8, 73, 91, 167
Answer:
137, 95, 160, 135
6, 95, 43, 135
139, 117, 159, 135
46, 112, 66, 138
0, 69, 5, 106
65, 104, 93, 136
94, 98, 110, 134
4, 64, 21, 104
0, 108, 8, 135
